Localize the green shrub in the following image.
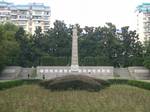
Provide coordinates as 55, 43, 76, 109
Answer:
40, 75, 110, 91
143, 56, 150, 69
0, 79, 41, 90
93, 78, 110, 86
108, 79, 150, 90
0, 80, 23, 90
128, 80, 150, 90
108, 79, 128, 84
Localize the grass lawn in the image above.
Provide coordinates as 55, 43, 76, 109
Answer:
0, 84, 150, 112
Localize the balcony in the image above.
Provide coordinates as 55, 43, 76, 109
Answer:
11, 13, 17, 15
0, 16, 8, 20
11, 18, 18, 21
144, 13, 150, 17
43, 22, 50, 26
32, 16, 43, 20
32, 6, 44, 11
32, 11, 43, 16
18, 22, 27, 25
0, 12, 10, 17
43, 16, 50, 21
11, 15, 17, 20
44, 26, 50, 31
18, 18, 28, 20
144, 29, 150, 33
0, 14, 8, 17
18, 15, 28, 20
44, 11, 50, 17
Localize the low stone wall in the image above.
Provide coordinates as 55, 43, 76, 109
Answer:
0, 66, 149, 80
0, 66, 22, 80
128, 67, 150, 80
114, 68, 132, 79
36, 66, 71, 79
36, 66, 114, 79
18, 68, 35, 79
0, 66, 35, 80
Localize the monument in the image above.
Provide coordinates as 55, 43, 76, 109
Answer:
71, 25, 79, 72
1, 25, 149, 80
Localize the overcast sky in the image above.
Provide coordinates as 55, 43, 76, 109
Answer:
5, 0, 150, 29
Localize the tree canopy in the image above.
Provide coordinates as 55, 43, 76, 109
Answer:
0, 20, 149, 71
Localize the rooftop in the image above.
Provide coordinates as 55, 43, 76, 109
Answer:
0, 1, 50, 10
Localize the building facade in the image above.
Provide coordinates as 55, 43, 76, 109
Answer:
0, 1, 51, 34
136, 3, 150, 42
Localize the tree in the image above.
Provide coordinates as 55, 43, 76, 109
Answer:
15, 27, 33, 67
118, 26, 143, 67
40, 20, 72, 65
143, 40, 150, 69
0, 23, 20, 71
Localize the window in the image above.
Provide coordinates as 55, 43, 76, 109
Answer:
18, 21, 26, 24
43, 16, 49, 20
11, 15, 17, 19
33, 11, 42, 15
32, 16, 42, 19
44, 11, 49, 15
19, 15, 27, 19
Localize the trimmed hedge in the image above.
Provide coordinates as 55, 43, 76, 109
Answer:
108, 79, 129, 84
128, 80, 150, 90
0, 78, 150, 91
0, 79, 41, 90
40, 75, 110, 91
108, 79, 150, 90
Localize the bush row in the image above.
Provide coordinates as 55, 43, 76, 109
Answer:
109, 79, 150, 90
0, 78, 150, 91
0, 79, 41, 90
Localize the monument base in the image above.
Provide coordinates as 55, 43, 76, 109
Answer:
71, 65, 79, 73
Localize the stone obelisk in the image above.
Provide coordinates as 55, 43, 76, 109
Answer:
71, 25, 79, 72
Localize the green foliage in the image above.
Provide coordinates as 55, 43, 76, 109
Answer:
128, 80, 150, 90
108, 79, 129, 84
40, 75, 110, 91
108, 79, 150, 90
0, 21, 146, 69
117, 27, 144, 67
143, 41, 150, 69
0, 80, 23, 90
143, 56, 150, 69
79, 56, 111, 66
1, 79, 149, 91
40, 56, 70, 66
78, 24, 143, 67
0, 79, 41, 90
0, 23, 20, 70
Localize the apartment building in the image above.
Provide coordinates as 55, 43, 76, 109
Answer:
0, 1, 51, 34
136, 3, 150, 43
